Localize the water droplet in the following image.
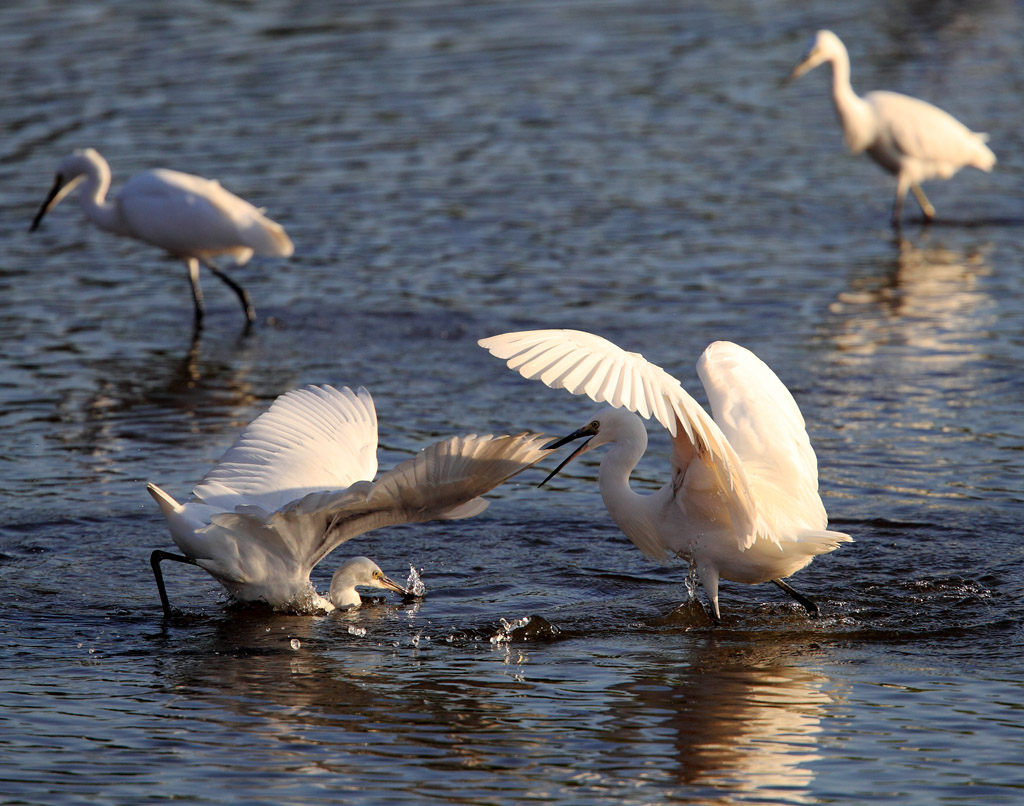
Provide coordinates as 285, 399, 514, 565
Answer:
490, 616, 530, 645
684, 564, 699, 600
347, 626, 366, 637
289, 638, 301, 651
406, 564, 427, 597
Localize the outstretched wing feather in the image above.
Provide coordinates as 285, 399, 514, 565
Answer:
479, 329, 757, 539
193, 385, 378, 514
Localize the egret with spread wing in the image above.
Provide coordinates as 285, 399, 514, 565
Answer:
788, 30, 995, 226
30, 148, 294, 325
148, 384, 549, 616
480, 329, 850, 622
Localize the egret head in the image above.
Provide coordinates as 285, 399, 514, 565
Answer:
30, 148, 103, 232
787, 29, 844, 83
540, 407, 643, 486
329, 556, 408, 610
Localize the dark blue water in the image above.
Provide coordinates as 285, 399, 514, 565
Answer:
2, 2, 1023, 804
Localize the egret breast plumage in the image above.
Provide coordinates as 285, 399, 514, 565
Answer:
148, 384, 550, 615
788, 30, 996, 226
30, 148, 294, 325
479, 329, 851, 622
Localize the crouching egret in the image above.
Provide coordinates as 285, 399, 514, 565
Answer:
479, 329, 851, 622
328, 557, 407, 609
148, 384, 550, 616
788, 30, 996, 226
30, 148, 294, 325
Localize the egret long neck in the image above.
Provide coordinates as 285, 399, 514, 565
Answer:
827, 45, 874, 153
597, 427, 664, 559
78, 159, 125, 234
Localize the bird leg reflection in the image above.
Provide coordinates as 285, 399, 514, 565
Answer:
771, 578, 820, 618
151, 549, 199, 618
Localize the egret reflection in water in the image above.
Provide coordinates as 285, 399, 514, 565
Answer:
830, 235, 996, 362
605, 643, 835, 803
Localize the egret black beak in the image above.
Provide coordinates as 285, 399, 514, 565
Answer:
539, 423, 599, 487
30, 174, 66, 232
377, 573, 409, 596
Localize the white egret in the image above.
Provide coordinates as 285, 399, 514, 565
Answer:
148, 384, 550, 616
788, 30, 996, 226
328, 557, 407, 610
479, 329, 851, 622
30, 148, 294, 325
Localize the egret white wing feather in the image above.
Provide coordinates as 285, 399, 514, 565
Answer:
193, 385, 378, 514
480, 329, 758, 540
224, 431, 550, 570
866, 91, 996, 173
119, 169, 293, 261
697, 341, 844, 548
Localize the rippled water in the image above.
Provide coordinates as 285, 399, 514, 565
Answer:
2, 1, 1024, 804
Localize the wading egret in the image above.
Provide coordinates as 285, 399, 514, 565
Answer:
479, 329, 851, 622
148, 384, 549, 616
788, 30, 996, 226
30, 148, 294, 325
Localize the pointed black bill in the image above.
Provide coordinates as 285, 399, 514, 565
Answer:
539, 423, 598, 487
30, 175, 64, 232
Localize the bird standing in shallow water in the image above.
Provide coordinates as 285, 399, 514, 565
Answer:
480, 329, 851, 622
788, 30, 996, 227
148, 384, 550, 616
30, 148, 294, 326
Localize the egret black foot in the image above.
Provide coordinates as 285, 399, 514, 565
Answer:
771, 578, 820, 618
150, 549, 198, 618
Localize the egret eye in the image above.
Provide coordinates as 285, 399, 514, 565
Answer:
590, 420, 600, 429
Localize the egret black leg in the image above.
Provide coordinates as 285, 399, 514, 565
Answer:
771, 578, 820, 618
185, 257, 206, 322
205, 260, 255, 325
150, 549, 198, 618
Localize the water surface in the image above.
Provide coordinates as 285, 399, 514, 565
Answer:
2, 2, 1023, 804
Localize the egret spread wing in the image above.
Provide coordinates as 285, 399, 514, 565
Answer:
226, 431, 551, 569
479, 329, 757, 539
697, 342, 833, 546
194, 385, 378, 515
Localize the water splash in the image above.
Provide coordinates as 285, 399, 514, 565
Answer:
684, 563, 699, 601
411, 631, 430, 647
406, 565, 427, 597
490, 616, 530, 645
